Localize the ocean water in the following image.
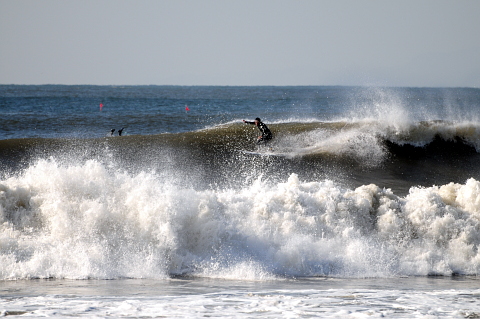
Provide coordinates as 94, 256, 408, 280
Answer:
1, 85, 480, 317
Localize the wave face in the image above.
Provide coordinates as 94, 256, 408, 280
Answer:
1, 159, 480, 280
2, 118, 479, 192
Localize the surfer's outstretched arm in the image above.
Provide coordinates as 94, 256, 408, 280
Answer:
243, 120, 255, 125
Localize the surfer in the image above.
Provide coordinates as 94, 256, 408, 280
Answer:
118, 128, 124, 136
243, 118, 273, 144
110, 129, 115, 136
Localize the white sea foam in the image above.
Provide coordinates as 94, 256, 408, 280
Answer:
1, 278, 479, 318
1, 159, 480, 280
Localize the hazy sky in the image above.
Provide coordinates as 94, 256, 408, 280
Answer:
1, 0, 479, 87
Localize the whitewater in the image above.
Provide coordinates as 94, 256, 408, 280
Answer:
2, 158, 480, 280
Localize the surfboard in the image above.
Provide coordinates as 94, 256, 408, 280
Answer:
239, 149, 288, 157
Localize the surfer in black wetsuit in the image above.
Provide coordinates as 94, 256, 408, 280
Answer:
243, 118, 273, 144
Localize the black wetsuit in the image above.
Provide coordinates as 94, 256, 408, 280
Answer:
245, 120, 273, 144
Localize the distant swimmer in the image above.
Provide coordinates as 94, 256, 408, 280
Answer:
110, 129, 115, 136
243, 117, 273, 144
118, 128, 124, 136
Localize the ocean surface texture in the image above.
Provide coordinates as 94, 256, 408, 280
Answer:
1, 85, 480, 318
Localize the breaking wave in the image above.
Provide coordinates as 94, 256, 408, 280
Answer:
1, 159, 480, 280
